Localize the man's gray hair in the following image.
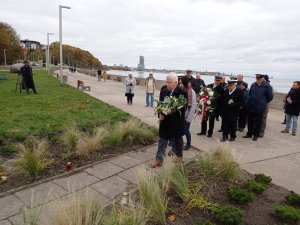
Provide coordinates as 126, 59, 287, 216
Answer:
167, 72, 178, 83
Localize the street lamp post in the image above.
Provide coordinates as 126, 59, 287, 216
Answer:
59, 5, 71, 84
47, 32, 54, 74
4, 49, 6, 67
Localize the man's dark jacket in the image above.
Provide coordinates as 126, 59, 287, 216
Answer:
247, 81, 273, 113
207, 83, 224, 117
193, 79, 205, 94
21, 65, 35, 89
285, 88, 300, 116
159, 86, 188, 139
222, 88, 244, 121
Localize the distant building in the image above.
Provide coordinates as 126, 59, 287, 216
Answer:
137, 56, 145, 71
20, 39, 41, 50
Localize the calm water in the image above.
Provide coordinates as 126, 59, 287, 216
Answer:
109, 70, 294, 94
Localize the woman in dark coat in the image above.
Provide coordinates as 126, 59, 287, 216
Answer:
21, 60, 37, 94
281, 81, 300, 136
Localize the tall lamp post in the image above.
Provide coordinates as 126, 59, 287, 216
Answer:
3, 49, 6, 67
47, 32, 54, 74
59, 5, 71, 84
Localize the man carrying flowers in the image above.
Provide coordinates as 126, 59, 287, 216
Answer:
150, 72, 188, 168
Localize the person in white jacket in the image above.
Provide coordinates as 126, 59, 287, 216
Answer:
179, 76, 197, 150
125, 74, 136, 104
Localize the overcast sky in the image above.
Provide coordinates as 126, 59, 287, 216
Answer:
1, 0, 300, 78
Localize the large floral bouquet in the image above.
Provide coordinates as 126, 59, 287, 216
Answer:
155, 95, 187, 116
195, 87, 217, 122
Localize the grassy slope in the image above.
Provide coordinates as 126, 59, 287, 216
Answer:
0, 69, 129, 149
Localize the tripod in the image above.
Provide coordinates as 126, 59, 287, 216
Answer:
15, 73, 26, 94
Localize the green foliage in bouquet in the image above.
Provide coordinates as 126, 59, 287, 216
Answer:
155, 95, 187, 116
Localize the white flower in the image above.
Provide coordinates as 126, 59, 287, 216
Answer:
200, 92, 204, 96
208, 91, 214, 97
207, 100, 211, 105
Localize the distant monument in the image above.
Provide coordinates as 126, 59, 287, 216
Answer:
137, 56, 145, 71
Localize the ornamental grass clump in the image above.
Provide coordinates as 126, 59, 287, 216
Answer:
104, 204, 148, 225
61, 125, 80, 153
273, 204, 300, 223
137, 167, 168, 224
50, 192, 105, 225
13, 139, 53, 180
76, 127, 106, 156
227, 188, 255, 204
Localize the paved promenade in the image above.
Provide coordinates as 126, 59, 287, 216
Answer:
0, 70, 299, 224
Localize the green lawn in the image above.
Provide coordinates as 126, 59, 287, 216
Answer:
0, 69, 129, 152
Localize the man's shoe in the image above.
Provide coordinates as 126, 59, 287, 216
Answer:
220, 137, 227, 142
167, 151, 174, 156
281, 122, 286, 124
243, 135, 251, 138
281, 129, 289, 133
259, 133, 264, 138
238, 128, 244, 132
145, 105, 149, 107
218, 129, 222, 132
229, 137, 236, 142
207, 134, 212, 137
149, 161, 161, 168
197, 132, 205, 135
292, 132, 296, 136
253, 137, 258, 141
184, 144, 191, 150
172, 156, 182, 163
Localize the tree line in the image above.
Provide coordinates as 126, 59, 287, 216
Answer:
0, 21, 102, 69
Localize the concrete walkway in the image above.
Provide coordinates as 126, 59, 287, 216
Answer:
1, 70, 299, 224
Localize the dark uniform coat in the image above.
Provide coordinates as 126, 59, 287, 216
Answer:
222, 88, 244, 122
159, 86, 188, 139
207, 83, 224, 117
21, 65, 36, 90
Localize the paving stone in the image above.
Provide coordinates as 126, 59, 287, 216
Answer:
90, 175, 131, 200
127, 151, 154, 162
0, 220, 11, 225
117, 166, 141, 184
144, 145, 158, 154
110, 155, 142, 169
85, 162, 124, 179
8, 214, 21, 225
0, 195, 23, 221
53, 172, 99, 192
14, 181, 68, 207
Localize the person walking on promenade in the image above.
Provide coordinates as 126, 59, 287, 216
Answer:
238, 81, 249, 132
193, 73, 206, 95
150, 72, 188, 168
102, 70, 107, 82
221, 80, 244, 142
243, 74, 273, 141
259, 75, 274, 138
198, 75, 224, 137
281, 81, 300, 136
179, 76, 197, 150
185, 69, 196, 90
97, 69, 102, 81
21, 60, 38, 94
125, 74, 136, 105
145, 73, 156, 107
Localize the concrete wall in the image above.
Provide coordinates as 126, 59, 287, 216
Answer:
77, 70, 285, 111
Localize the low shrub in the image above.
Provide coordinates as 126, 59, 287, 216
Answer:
212, 205, 244, 225
244, 180, 267, 194
0, 144, 17, 155
103, 124, 125, 149
227, 188, 255, 204
285, 191, 300, 206
137, 167, 168, 224
195, 153, 218, 178
61, 125, 80, 152
0, 159, 4, 173
254, 173, 272, 186
273, 204, 300, 223
12, 139, 53, 180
